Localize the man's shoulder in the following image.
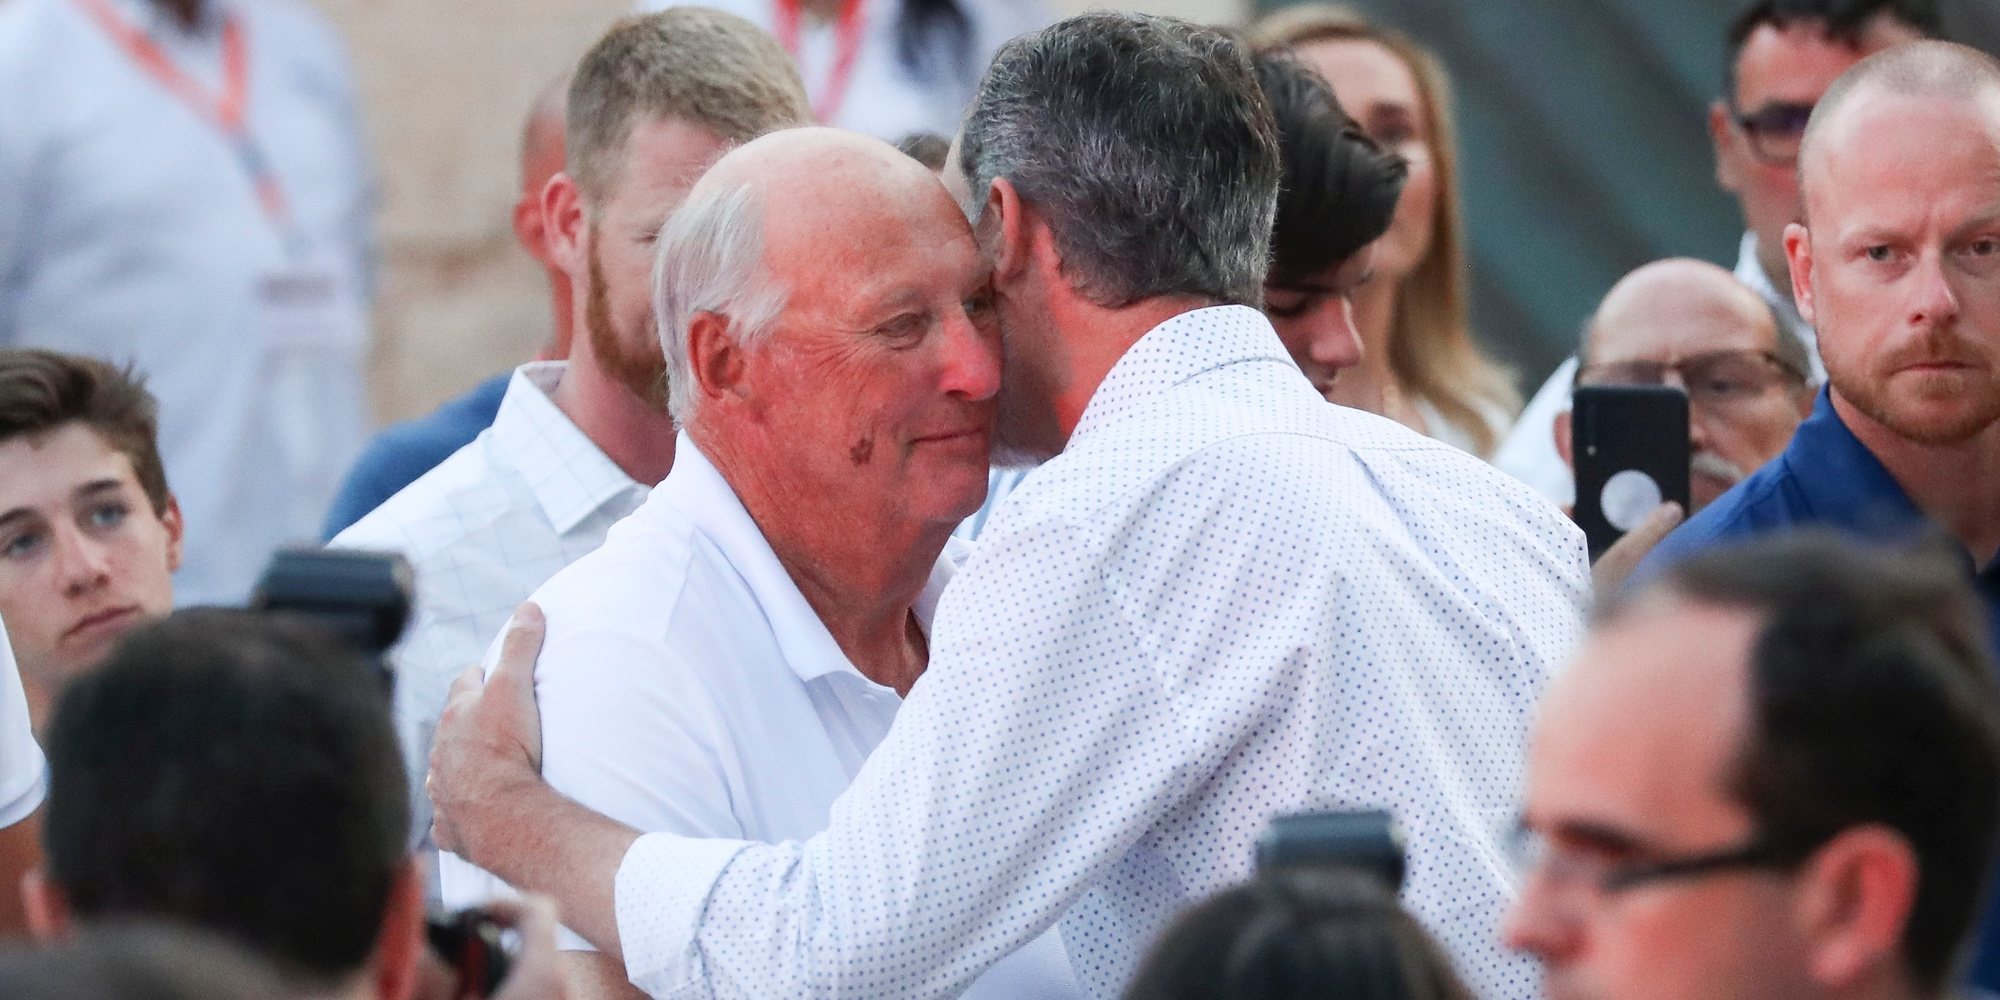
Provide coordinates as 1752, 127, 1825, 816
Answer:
529, 501, 702, 632
1636, 458, 1806, 581
331, 433, 532, 559
324, 375, 509, 535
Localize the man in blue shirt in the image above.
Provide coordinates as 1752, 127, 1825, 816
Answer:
1639, 39, 2000, 989
321, 78, 572, 539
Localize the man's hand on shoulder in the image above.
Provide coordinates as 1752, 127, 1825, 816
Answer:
429, 603, 549, 860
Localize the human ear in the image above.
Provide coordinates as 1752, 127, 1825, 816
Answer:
1784, 222, 1816, 330
986, 177, 1031, 285
22, 867, 72, 944
686, 312, 749, 418
1710, 101, 1743, 194
162, 495, 184, 574
1554, 409, 1574, 471
1794, 826, 1917, 989
369, 860, 426, 1000
541, 174, 588, 278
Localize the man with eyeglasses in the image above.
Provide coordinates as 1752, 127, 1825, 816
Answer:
1506, 533, 2000, 1000
1496, 0, 1934, 507
1554, 259, 1814, 516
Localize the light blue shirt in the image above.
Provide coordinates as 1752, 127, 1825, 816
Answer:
0, 0, 376, 603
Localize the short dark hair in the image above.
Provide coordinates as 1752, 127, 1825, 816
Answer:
958, 12, 1281, 308
1124, 870, 1474, 1000
1616, 533, 2000, 993
41, 610, 411, 989
1722, 0, 1941, 100
1251, 48, 1407, 288
0, 349, 170, 515
0, 924, 287, 1000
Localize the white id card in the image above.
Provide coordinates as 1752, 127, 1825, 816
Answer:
256, 257, 369, 533
255, 259, 367, 357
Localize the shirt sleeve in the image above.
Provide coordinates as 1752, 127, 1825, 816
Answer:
0, 617, 47, 830
612, 454, 1300, 999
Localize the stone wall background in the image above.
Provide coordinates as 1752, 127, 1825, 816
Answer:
322, 0, 1246, 427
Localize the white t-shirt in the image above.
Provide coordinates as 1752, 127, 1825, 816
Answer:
0, 617, 48, 829
439, 436, 1081, 999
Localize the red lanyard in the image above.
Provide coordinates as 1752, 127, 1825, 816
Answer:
73, 0, 290, 230
774, 0, 866, 125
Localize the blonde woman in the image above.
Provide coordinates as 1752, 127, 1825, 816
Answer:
1251, 4, 1519, 458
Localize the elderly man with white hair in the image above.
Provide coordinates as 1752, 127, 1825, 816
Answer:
434, 126, 1082, 999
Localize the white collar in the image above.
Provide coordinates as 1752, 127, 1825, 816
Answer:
488, 362, 647, 535
647, 433, 963, 687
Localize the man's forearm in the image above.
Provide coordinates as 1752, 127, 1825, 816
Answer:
464, 779, 639, 956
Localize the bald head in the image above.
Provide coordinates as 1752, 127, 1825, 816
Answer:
1571, 258, 1812, 511
1582, 259, 1790, 374
657, 127, 977, 425
1800, 41, 2000, 206
520, 75, 569, 196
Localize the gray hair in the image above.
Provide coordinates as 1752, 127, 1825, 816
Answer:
654, 179, 789, 426
956, 12, 1280, 308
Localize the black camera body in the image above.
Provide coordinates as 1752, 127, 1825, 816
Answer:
1255, 809, 1406, 892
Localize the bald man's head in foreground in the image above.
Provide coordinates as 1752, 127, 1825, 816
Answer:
1786, 41, 2000, 450
657, 127, 1002, 532
1562, 258, 1815, 510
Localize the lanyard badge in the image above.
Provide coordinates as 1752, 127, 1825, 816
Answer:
774, 0, 867, 125
73, 0, 293, 237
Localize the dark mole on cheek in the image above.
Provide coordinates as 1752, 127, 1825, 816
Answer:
849, 435, 874, 465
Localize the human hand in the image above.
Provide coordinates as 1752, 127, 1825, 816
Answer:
482, 894, 574, 1000
429, 603, 548, 860
1590, 501, 1684, 594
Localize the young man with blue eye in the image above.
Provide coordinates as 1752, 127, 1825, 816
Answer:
0, 349, 181, 735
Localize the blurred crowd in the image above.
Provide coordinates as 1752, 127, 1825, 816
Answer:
0, 0, 1997, 998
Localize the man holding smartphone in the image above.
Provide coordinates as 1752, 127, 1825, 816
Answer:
1553, 259, 1816, 584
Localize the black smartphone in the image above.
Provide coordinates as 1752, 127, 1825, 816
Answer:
1571, 385, 1691, 560
1255, 809, 1405, 891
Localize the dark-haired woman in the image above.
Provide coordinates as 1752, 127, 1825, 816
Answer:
1252, 49, 1409, 402
637, 0, 1047, 139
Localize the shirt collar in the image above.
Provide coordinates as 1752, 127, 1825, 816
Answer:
1071, 304, 1289, 443
649, 433, 962, 687
489, 361, 647, 535
1734, 231, 1823, 376
1780, 387, 1928, 532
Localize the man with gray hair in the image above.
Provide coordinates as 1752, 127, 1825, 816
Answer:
437, 125, 1080, 999
331, 7, 809, 894
430, 12, 1589, 998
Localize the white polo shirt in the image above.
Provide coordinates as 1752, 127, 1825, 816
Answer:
0, 616, 47, 829
438, 435, 1081, 999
